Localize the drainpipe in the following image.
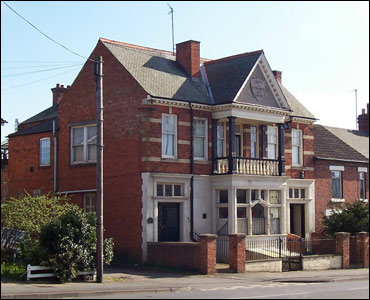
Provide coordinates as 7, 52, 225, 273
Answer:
53, 119, 57, 194
189, 102, 196, 242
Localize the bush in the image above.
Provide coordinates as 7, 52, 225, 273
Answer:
1, 192, 73, 234
1, 262, 26, 281
322, 200, 369, 236
39, 206, 114, 283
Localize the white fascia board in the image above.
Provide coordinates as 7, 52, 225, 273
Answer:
212, 107, 286, 123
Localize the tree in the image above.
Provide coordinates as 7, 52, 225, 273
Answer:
1, 192, 73, 234
39, 206, 114, 283
322, 200, 369, 236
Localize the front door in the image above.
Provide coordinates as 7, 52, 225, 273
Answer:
158, 203, 180, 242
290, 204, 305, 238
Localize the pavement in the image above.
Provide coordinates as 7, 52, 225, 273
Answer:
1, 266, 369, 299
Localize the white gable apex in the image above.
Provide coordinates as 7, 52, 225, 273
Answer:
233, 53, 290, 111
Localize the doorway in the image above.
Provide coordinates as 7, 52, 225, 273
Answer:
158, 203, 180, 242
290, 204, 305, 238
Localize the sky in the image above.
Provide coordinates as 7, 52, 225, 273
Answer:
1, 1, 369, 142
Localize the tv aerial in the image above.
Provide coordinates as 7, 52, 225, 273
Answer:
167, 3, 175, 55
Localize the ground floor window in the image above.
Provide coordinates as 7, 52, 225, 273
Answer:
252, 204, 265, 235
83, 193, 95, 213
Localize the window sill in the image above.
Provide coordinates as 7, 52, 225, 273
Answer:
331, 198, 345, 203
70, 162, 96, 168
360, 199, 368, 203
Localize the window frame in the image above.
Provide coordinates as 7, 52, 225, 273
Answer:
193, 117, 208, 160
359, 172, 366, 200
39, 137, 51, 166
83, 193, 95, 213
250, 125, 258, 158
161, 114, 178, 159
331, 170, 343, 200
156, 183, 184, 198
291, 129, 302, 166
267, 126, 278, 160
70, 124, 97, 164
216, 122, 226, 158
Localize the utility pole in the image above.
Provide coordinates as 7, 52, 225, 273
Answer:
95, 56, 104, 283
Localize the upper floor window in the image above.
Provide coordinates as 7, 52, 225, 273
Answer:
250, 126, 257, 158
292, 129, 302, 165
71, 125, 97, 164
40, 138, 50, 166
83, 193, 95, 213
193, 118, 207, 160
217, 122, 225, 157
359, 172, 366, 200
162, 114, 177, 158
235, 125, 242, 157
331, 170, 342, 199
267, 126, 277, 159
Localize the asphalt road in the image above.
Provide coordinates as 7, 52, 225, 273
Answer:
67, 279, 369, 299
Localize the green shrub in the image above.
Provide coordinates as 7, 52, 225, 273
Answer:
1, 262, 26, 281
322, 200, 369, 236
39, 206, 114, 283
1, 192, 73, 234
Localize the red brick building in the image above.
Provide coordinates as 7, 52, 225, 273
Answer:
313, 120, 369, 233
7, 38, 327, 263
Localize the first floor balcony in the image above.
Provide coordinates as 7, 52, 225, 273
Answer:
213, 157, 280, 176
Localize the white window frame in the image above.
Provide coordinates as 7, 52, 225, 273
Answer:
359, 172, 366, 200
161, 114, 177, 159
156, 183, 184, 198
267, 126, 278, 159
83, 193, 95, 213
291, 129, 302, 166
250, 126, 258, 158
70, 124, 97, 164
331, 170, 343, 201
39, 137, 51, 166
217, 122, 226, 158
193, 117, 208, 160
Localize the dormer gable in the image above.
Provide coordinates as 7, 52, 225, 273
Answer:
233, 53, 290, 111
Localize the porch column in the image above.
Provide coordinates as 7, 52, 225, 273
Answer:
228, 187, 237, 234
260, 125, 267, 158
212, 119, 218, 174
278, 123, 286, 176
228, 116, 237, 174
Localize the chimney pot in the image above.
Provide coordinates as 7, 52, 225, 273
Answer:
362, 109, 366, 114
56, 83, 60, 88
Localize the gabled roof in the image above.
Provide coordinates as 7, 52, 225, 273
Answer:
21, 105, 58, 125
101, 38, 211, 104
314, 124, 369, 163
279, 83, 316, 120
203, 51, 263, 105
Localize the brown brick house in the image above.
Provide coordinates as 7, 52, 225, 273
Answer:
7, 38, 319, 263
313, 121, 369, 233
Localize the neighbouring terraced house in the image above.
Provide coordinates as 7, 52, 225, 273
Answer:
5, 38, 369, 263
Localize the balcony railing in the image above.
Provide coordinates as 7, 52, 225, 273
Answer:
213, 157, 280, 176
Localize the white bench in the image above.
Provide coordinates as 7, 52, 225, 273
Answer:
26, 264, 96, 281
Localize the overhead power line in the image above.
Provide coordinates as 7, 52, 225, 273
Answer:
2, 63, 83, 78
1, 66, 82, 91
2, 1, 96, 63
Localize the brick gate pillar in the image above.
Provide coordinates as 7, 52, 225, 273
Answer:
198, 234, 217, 275
335, 232, 350, 269
356, 232, 369, 268
229, 234, 246, 273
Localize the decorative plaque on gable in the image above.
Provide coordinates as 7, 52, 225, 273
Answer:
250, 74, 267, 102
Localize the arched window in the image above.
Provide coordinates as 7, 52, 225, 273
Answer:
252, 204, 265, 235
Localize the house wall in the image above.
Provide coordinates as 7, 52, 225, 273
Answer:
314, 159, 369, 232
8, 132, 54, 198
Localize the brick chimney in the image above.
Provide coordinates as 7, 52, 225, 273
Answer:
358, 103, 369, 133
176, 40, 200, 78
51, 83, 68, 105
272, 70, 282, 84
